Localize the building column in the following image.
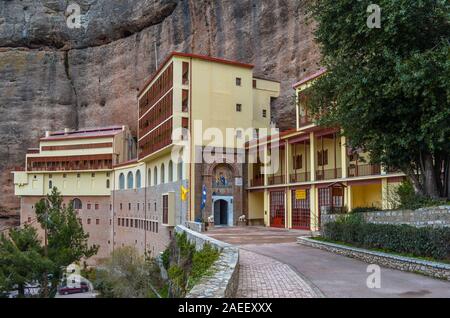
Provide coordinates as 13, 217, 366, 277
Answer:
286, 188, 292, 229
310, 185, 318, 231
381, 178, 389, 210
347, 184, 353, 212
264, 189, 270, 227
285, 141, 290, 185
341, 135, 348, 179
309, 132, 316, 182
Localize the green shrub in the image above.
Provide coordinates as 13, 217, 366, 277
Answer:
323, 216, 450, 261
189, 243, 220, 288
163, 232, 220, 297
397, 180, 449, 210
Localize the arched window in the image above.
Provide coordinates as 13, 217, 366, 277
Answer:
73, 198, 82, 210
127, 171, 134, 189
168, 161, 173, 182
119, 173, 125, 190
178, 161, 183, 181
136, 170, 141, 189
161, 164, 165, 184
148, 169, 151, 186
154, 167, 158, 186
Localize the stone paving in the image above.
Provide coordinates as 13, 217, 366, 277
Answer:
236, 249, 320, 298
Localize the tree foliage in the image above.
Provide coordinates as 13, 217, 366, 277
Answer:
0, 226, 51, 297
94, 247, 164, 298
35, 188, 98, 293
306, 0, 450, 199
0, 188, 98, 297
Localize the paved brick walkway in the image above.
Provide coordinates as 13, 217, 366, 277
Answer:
236, 249, 320, 298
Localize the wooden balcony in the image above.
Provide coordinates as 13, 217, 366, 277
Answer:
316, 168, 342, 181
268, 175, 285, 185
348, 164, 381, 177
290, 171, 311, 183
250, 177, 264, 187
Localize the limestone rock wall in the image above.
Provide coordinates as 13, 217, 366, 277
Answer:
0, 0, 320, 216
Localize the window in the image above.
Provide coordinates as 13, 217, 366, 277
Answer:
77, 173, 81, 178
253, 79, 257, 88
136, 170, 141, 189
127, 172, 134, 189
118, 218, 121, 226
95, 204, 99, 210
178, 161, 183, 180
91, 173, 95, 178
63, 174, 67, 178
119, 173, 125, 190
126, 219, 129, 227
128, 203, 131, 211
317, 150, 329, 166
49, 174, 52, 179
161, 164, 165, 184
137, 203, 140, 211
154, 167, 158, 186
106, 179, 110, 189
106, 172, 110, 177
73, 198, 82, 210
48, 180, 53, 189
148, 169, 152, 186
96, 219, 100, 225
262, 109, 267, 118
120, 203, 123, 210
236, 130, 242, 138
236, 77, 242, 86
162, 195, 169, 225
294, 155, 303, 170
87, 219, 91, 225
168, 161, 173, 182
87, 204, 91, 210
236, 104, 242, 112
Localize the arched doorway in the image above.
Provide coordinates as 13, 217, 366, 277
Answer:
212, 196, 233, 226
214, 200, 228, 226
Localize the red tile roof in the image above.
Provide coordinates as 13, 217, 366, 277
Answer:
41, 126, 124, 141
292, 68, 327, 89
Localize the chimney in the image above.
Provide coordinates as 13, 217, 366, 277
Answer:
64, 128, 71, 135
45, 131, 51, 138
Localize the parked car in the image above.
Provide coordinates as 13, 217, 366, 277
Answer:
58, 282, 89, 295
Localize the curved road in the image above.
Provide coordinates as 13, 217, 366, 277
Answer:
206, 226, 450, 298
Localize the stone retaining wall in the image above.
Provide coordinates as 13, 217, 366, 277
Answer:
175, 225, 240, 298
322, 206, 450, 228
298, 237, 450, 281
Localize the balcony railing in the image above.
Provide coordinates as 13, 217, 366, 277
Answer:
290, 171, 311, 183
316, 168, 342, 181
348, 164, 381, 177
268, 175, 285, 185
251, 177, 264, 187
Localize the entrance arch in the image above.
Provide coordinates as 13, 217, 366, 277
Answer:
212, 196, 233, 226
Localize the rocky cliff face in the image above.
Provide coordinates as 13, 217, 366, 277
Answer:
0, 0, 320, 216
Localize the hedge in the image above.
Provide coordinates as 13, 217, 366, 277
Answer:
323, 214, 450, 261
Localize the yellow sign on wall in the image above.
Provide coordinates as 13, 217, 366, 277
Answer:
295, 189, 307, 200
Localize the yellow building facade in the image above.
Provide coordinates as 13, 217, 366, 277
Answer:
247, 70, 405, 230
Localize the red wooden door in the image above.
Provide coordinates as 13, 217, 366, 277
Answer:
270, 191, 285, 228
292, 189, 310, 230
